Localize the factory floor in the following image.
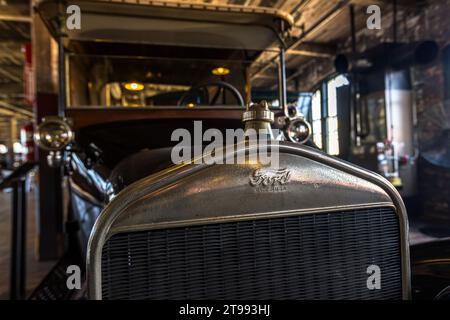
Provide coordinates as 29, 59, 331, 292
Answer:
0, 179, 449, 299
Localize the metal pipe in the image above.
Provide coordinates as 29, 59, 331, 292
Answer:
393, 0, 398, 43
288, 48, 334, 58
350, 4, 356, 54
278, 46, 288, 117
278, 19, 288, 117
0, 15, 32, 23
291, 0, 313, 20
245, 67, 251, 104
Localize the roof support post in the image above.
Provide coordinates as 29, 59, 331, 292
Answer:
278, 46, 288, 117
278, 19, 288, 118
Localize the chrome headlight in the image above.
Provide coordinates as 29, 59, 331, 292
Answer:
285, 117, 311, 144
34, 117, 74, 151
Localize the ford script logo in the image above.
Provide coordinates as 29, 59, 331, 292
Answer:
249, 168, 291, 187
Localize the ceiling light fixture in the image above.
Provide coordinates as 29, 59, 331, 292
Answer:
212, 67, 230, 76
124, 82, 144, 91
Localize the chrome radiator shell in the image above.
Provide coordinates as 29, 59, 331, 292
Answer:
87, 142, 410, 299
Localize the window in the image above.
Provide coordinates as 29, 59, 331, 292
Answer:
310, 75, 348, 155
311, 89, 322, 149
326, 78, 339, 155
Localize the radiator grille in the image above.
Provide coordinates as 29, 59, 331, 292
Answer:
101, 207, 402, 299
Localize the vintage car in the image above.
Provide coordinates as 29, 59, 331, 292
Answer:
29, 0, 450, 300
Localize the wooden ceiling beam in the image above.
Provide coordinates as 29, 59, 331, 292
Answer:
287, 42, 336, 58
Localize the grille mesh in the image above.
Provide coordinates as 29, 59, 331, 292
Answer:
101, 207, 402, 300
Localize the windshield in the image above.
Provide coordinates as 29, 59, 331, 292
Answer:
67, 47, 281, 109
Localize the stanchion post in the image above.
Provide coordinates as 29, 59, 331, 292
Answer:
9, 178, 27, 300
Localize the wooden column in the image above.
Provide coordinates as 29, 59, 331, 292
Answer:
8, 117, 17, 166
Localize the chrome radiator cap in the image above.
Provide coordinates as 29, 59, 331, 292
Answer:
242, 100, 274, 138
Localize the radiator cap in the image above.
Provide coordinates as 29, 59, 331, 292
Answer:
242, 100, 274, 138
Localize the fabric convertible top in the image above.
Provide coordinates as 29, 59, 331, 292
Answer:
36, 0, 294, 51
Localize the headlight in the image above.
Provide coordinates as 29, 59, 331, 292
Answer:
34, 117, 74, 151
286, 117, 311, 144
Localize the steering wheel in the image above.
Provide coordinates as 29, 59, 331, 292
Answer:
177, 81, 245, 107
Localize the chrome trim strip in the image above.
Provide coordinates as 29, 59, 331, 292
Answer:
109, 202, 396, 237
87, 142, 410, 300
69, 178, 104, 207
